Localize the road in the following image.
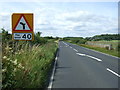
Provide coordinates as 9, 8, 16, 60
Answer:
50, 41, 119, 88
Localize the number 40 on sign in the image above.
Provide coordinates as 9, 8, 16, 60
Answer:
12, 13, 34, 41
14, 33, 32, 40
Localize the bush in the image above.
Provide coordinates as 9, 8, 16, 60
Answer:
2, 42, 58, 88
78, 39, 87, 44
71, 39, 87, 44
2, 29, 58, 88
32, 36, 47, 45
116, 42, 120, 51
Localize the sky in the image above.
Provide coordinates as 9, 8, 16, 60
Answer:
0, 2, 118, 37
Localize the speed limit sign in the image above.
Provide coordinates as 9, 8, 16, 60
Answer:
13, 33, 32, 40
12, 13, 34, 41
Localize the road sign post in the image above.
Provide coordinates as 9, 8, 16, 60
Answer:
12, 13, 34, 41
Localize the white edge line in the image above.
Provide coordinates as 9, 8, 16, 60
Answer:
106, 68, 120, 78
48, 57, 58, 89
72, 43, 120, 59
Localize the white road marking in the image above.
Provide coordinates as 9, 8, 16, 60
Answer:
106, 68, 120, 78
76, 53, 86, 56
62, 42, 70, 47
70, 47, 72, 48
73, 49, 78, 52
70, 42, 119, 59
86, 55, 102, 62
76, 53, 102, 62
63, 42, 68, 46
61, 41, 69, 48
79, 45, 120, 59
48, 57, 58, 89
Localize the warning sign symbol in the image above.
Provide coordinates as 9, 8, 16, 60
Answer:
12, 13, 33, 32
15, 16, 30, 30
14, 15, 31, 30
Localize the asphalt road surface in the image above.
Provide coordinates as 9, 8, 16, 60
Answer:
52, 41, 119, 88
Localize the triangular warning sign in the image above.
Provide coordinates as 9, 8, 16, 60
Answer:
15, 16, 31, 30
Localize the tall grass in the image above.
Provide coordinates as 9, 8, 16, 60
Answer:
2, 41, 58, 88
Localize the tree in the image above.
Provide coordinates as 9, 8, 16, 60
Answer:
1, 28, 12, 42
36, 32, 42, 37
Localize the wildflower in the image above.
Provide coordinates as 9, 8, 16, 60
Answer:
2, 69, 6, 73
5, 46, 12, 53
13, 59, 18, 65
18, 63, 22, 68
10, 60, 13, 62
22, 66, 25, 69
3, 56, 7, 59
5, 46, 10, 51
6, 58, 10, 61
9, 47, 12, 50
18, 52, 21, 54
18, 63, 24, 69
13, 68, 17, 72
15, 52, 18, 55
11, 50, 14, 53
21, 50, 24, 53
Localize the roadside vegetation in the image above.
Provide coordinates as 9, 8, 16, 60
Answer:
63, 34, 120, 58
80, 44, 119, 57
1, 28, 58, 88
63, 37, 87, 44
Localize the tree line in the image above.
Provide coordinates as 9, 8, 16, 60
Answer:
85, 34, 120, 41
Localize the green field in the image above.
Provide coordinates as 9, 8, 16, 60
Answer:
80, 43, 120, 58
86, 40, 119, 50
65, 40, 120, 58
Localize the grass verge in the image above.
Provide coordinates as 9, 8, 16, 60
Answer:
80, 44, 120, 58
2, 42, 58, 88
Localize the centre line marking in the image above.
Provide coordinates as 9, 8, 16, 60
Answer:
76, 53, 102, 62
76, 53, 86, 56
106, 68, 120, 78
86, 55, 102, 62
73, 49, 78, 52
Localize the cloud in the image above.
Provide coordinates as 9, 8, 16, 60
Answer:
0, 13, 11, 33
48, 11, 118, 37
0, 2, 118, 37
0, 0, 119, 2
